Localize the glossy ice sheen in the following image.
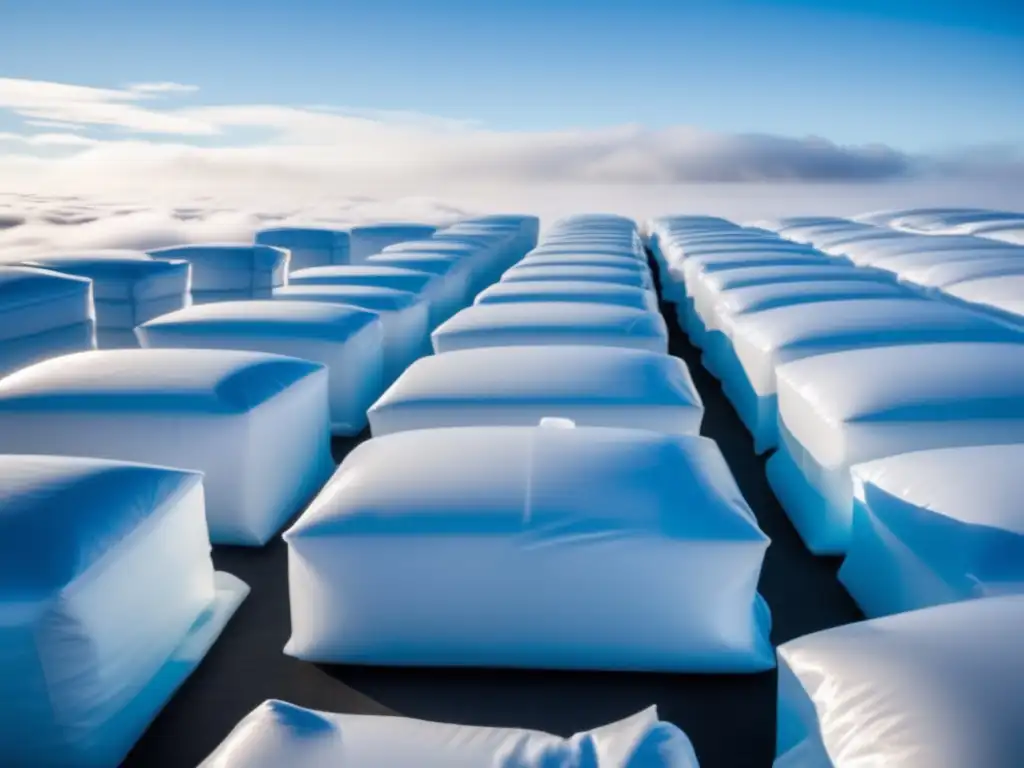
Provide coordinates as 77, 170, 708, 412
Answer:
0, 455, 247, 767
0, 349, 333, 545
776, 596, 1024, 768
200, 700, 699, 768
285, 424, 772, 672
839, 444, 1024, 617
369, 345, 703, 436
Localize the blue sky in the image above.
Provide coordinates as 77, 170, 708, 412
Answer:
0, 0, 1021, 151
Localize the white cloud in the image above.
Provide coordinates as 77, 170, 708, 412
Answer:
24, 119, 85, 131
127, 82, 200, 95
0, 76, 1021, 219
0, 132, 99, 147
0, 77, 215, 135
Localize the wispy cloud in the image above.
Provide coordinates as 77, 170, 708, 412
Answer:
0, 77, 215, 135
0, 132, 99, 147
0, 76, 1021, 203
127, 82, 200, 95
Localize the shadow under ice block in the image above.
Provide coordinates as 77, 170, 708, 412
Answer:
0, 455, 248, 767
839, 443, 1024, 618
0, 266, 96, 377
775, 595, 1024, 768
284, 422, 773, 672
254, 227, 351, 272
475, 279, 659, 312
137, 300, 384, 435
0, 349, 333, 546
432, 302, 669, 354
272, 284, 430, 382
21, 251, 191, 348
369, 345, 703, 436
147, 243, 289, 304
198, 700, 699, 768
766, 341, 1024, 555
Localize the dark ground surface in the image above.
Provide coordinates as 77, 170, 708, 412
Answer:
123, 254, 863, 768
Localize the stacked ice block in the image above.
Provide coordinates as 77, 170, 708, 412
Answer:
21, 250, 191, 348
0, 266, 96, 376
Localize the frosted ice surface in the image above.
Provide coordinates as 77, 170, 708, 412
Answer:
431, 302, 669, 354
475, 280, 659, 311
285, 424, 772, 672
147, 243, 288, 303
21, 252, 191, 347
0, 454, 248, 767
723, 296, 1016, 453
839, 444, 1024, 617
200, 699, 700, 768
519, 253, 650, 271
0, 349, 334, 545
945, 274, 1024, 326
0, 266, 96, 376
255, 227, 351, 271
138, 300, 385, 435
369, 345, 703, 436
767, 341, 1024, 554
776, 595, 1024, 768
273, 285, 430, 382
367, 251, 474, 322
349, 223, 437, 264
501, 264, 654, 290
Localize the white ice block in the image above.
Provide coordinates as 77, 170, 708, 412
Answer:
381, 239, 496, 294
0, 455, 248, 767
900, 256, 1024, 290
518, 254, 649, 271
0, 266, 95, 341
273, 285, 430, 382
775, 595, 1024, 768
0, 349, 334, 546
432, 302, 669, 354
724, 297, 1016, 454
766, 341, 1024, 554
349, 223, 437, 263
866, 244, 1024, 275
21, 252, 192, 347
528, 245, 645, 261
700, 280, 909, 381
676, 251, 830, 340
284, 423, 773, 672
475, 279, 659, 312
501, 263, 653, 290
711, 279, 909, 323
287, 264, 448, 326
147, 243, 288, 303
0, 267, 96, 375
839, 444, 1024, 617
137, 300, 384, 435
367, 252, 474, 322
369, 345, 703, 436
200, 699, 700, 768
255, 227, 351, 271
945, 274, 1024, 326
